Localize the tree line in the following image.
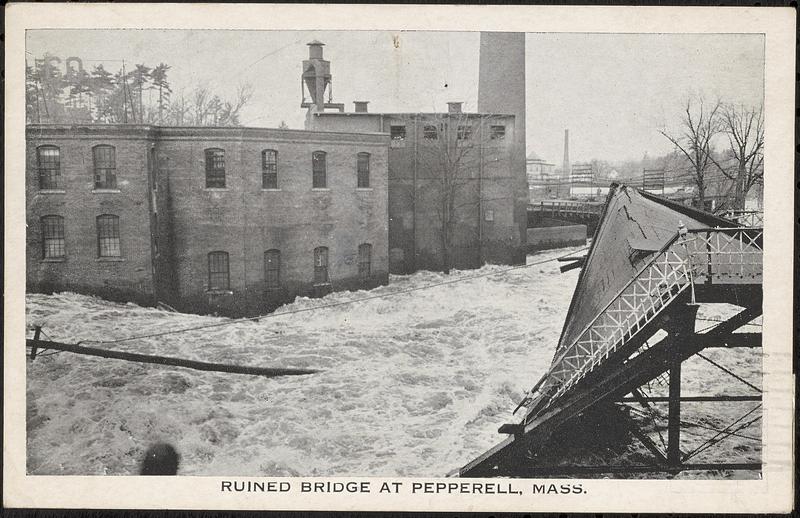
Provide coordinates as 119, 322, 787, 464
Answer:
659, 96, 763, 211
26, 54, 253, 127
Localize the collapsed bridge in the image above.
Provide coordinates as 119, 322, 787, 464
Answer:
460, 184, 763, 477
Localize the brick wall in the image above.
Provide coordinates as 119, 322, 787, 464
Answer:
314, 112, 524, 273
26, 125, 390, 316
156, 127, 389, 315
26, 126, 157, 305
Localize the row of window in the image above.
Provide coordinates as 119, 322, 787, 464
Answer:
35, 145, 372, 191
207, 148, 371, 190
41, 214, 121, 259
389, 124, 506, 141
38, 215, 373, 289
37, 144, 118, 191
206, 244, 372, 291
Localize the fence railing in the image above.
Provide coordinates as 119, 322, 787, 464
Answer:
522, 227, 763, 421
529, 200, 604, 217
720, 210, 764, 228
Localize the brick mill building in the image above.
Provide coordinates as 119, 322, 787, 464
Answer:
301, 39, 528, 273
310, 106, 522, 272
26, 124, 389, 315
26, 34, 528, 313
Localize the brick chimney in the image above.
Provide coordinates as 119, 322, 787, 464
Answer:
354, 101, 369, 113
447, 102, 463, 114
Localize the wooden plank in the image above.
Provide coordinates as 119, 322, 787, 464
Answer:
625, 418, 667, 464
494, 462, 761, 477
30, 327, 41, 360
618, 395, 762, 403
26, 338, 319, 377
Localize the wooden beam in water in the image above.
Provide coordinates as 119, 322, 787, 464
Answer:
26, 338, 319, 378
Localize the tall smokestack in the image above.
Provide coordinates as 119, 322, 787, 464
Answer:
477, 32, 527, 254
563, 129, 570, 177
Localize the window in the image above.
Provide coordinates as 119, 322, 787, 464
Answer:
490, 125, 506, 140
264, 249, 280, 289
358, 243, 372, 280
262, 150, 278, 189
390, 125, 406, 140
208, 251, 230, 290
312, 151, 327, 188
96, 214, 121, 257
313, 246, 329, 284
357, 152, 370, 188
423, 125, 438, 140
41, 215, 65, 259
457, 125, 473, 140
37, 146, 61, 190
205, 148, 226, 188
93, 145, 117, 189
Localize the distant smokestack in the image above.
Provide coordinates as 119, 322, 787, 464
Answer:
354, 101, 369, 113
563, 129, 571, 176
447, 102, 463, 114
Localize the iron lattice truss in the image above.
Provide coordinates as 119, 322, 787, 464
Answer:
522, 227, 763, 421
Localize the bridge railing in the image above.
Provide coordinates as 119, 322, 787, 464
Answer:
719, 210, 764, 228
530, 200, 604, 216
522, 227, 763, 420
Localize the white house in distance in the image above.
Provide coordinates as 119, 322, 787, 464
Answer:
527, 150, 558, 201
526, 150, 556, 183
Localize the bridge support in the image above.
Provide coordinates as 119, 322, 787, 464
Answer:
666, 304, 699, 467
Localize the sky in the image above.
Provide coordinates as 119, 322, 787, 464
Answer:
27, 30, 764, 164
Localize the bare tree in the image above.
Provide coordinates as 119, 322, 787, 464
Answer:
167, 91, 189, 126
659, 96, 722, 209
186, 83, 253, 127
216, 83, 254, 126
413, 112, 505, 273
192, 87, 211, 126
710, 103, 764, 210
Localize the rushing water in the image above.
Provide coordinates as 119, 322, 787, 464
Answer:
25, 247, 760, 477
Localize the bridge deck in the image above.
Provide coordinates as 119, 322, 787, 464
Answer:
460, 185, 763, 477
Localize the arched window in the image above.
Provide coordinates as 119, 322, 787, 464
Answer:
358, 243, 372, 280
264, 249, 281, 289
41, 215, 65, 259
37, 146, 61, 190
208, 251, 230, 290
93, 145, 116, 189
262, 150, 278, 189
312, 151, 327, 188
313, 246, 329, 284
96, 214, 121, 257
357, 152, 370, 188
205, 148, 226, 188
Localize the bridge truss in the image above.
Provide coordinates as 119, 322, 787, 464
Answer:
460, 189, 763, 478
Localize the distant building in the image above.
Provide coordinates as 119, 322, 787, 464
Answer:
569, 162, 603, 198
310, 105, 520, 272
526, 151, 556, 182
26, 124, 389, 315
526, 150, 558, 201
303, 39, 527, 273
